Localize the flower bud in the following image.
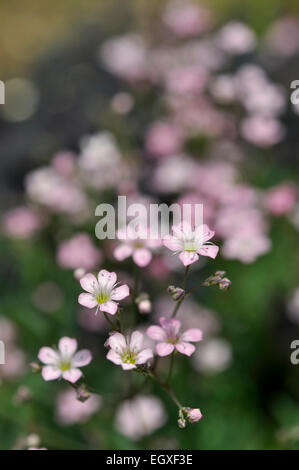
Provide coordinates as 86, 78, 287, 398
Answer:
167, 285, 185, 301
74, 268, 86, 281
218, 277, 231, 291
76, 383, 91, 403
30, 361, 42, 373
136, 293, 152, 314
187, 408, 203, 423
178, 417, 186, 429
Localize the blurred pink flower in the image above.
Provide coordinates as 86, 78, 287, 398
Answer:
266, 17, 299, 57
56, 389, 101, 426
57, 233, 102, 270
38, 337, 92, 383
77, 307, 108, 332
145, 121, 182, 158
241, 115, 286, 148
147, 317, 202, 357
164, 66, 207, 96
51, 151, 75, 177
115, 394, 167, 440
163, 223, 218, 266
263, 183, 297, 216
114, 225, 160, 267
163, 1, 212, 38
0, 346, 26, 381
78, 270, 129, 315
222, 233, 271, 263
192, 338, 232, 374
217, 22, 256, 54
106, 331, 153, 370
2, 206, 43, 239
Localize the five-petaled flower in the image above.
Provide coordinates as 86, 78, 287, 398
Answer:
163, 223, 219, 266
78, 269, 129, 315
38, 337, 92, 383
106, 331, 153, 370
114, 225, 160, 267
147, 317, 202, 357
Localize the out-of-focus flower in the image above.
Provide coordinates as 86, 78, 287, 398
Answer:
222, 232, 271, 263
263, 183, 297, 216
106, 331, 153, 370
74, 268, 86, 281
100, 34, 151, 82
0, 317, 17, 343
187, 408, 203, 423
57, 233, 102, 271
152, 154, 197, 193
2, 206, 43, 239
145, 121, 182, 158
38, 337, 92, 383
164, 66, 207, 96
78, 270, 129, 315
240, 115, 286, 148
135, 293, 152, 314
0, 346, 26, 381
114, 225, 159, 267
192, 338, 232, 374
115, 394, 167, 440
286, 287, 299, 324
216, 22, 256, 54
78, 307, 108, 332
162, 1, 212, 38
51, 151, 75, 177
265, 17, 299, 57
56, 389, 101, 426
163, 223, 218, 266
110, 92, 134, 114
147, 317, 202, 357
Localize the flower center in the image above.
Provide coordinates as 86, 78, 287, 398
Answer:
59, 360, 71, 371
183, 240, 197, 252
121, 350, 137, 364
96, 292, 110, 304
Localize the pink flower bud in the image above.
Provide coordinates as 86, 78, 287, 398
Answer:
187, 408, 203, 423
218, 278, 231, 291
167, 285, 185, 301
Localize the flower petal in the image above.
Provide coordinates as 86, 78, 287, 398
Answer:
111, 284, 130, 301
62, 368, 82, 383
106, 349, 122, 365
38, 347, 59, 365
179, 251, 199, 266
160, 317, 181, 337
176, 342, 195, 356
58, 337, 77, 357
146, 325, 167, 341
132, 248, 152, 267
181, 328, 203, 342
100, 300, 118, 315
163, 235, 184, 252
80, 273, 98, 293
198, 245, 219, 259
195, 224, 215, 242
41, 365, 62, 381
114, 243, 133, 261
121, 363, 136, 370
78, 293, 97, 309
109, 332, 127, 353
129, 331, 143, 352
98, 270, 117, 289
156, 342, 175, 357
136, 348, 153, 364
73, 349, 92, 367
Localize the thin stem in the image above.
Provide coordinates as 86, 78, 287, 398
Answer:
166, 352, 175, 385
147, 371, 182, 409
171, 265, 190, 318
103, 312, 117, 330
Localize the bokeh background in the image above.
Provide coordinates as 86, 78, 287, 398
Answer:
1, 0, 299, 450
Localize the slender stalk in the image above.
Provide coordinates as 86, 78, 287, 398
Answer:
103, 312, 117, 330
166, 352, 175, 385
171, 265, 190, 318
147, 370, 182, 409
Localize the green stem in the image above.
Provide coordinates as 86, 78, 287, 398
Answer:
171, 266, 190, 318
148, 371, 182, 409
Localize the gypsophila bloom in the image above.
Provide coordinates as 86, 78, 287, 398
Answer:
106, 331, 153, 370
163, 223, 219, 266
78, 269, 129, 315
187, 408, 203, 423
38, 337, 92, 383
147, 317, 202, 357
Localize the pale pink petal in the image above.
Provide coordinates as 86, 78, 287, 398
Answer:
121, 363, 136, 370
129, 331, 143, 352
98, 270, 117, 288
156, 342, 175, 357
109, 332, 127, 352
100, 300, 118, 315
198, 244, 219, 259
172, 222, 192, 239
62, 368, 82, 383
58, 337, 77, 357
136, 348, 153, 364
41, 365, 61, 381
80, 273, 98, 293
73, 349, 92, 367
114, 243, 133, 261
195, 224, 215, 242
179, 251, 199, 266
132, 248, 152, 267
78, 293, 97, 309
160, 317, 181, 336
163, 235, 184, 252
38, 347, 59, 365
146, 325, 167, 341
111, 284, 130, 301
176, 341, 195, 356
106, 349, 122, 365
181, 328, 203, 342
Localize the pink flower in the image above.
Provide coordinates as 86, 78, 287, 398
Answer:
145, 121, 182, 158
222, 233, 271, 263
78, 270, 129, 315
240, 115, 286, 148
147, 317, 202, 357
187, 408, 203, 423
2, 206, 43, 239
56, 389, 101, 426
162, 1, 212, 38
163, 223, 219, 266
106, 331, 153, 370
57, 233, 102, 270
38, 337, 92, 383
263, 183, 297, 216
114, 226, 159, 267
